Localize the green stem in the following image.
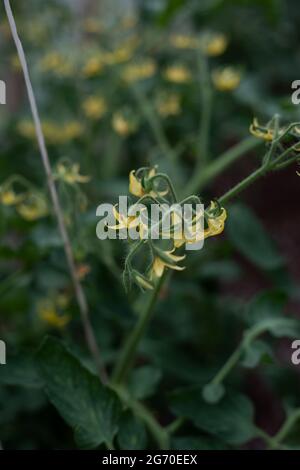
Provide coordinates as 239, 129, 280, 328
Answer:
219, 164, 267, 205
210, 346, 243, 386
114, 385, 170, 450
185, 136, 261, 196
270, 409, 300, 449
131, 85, 176, 163
112, 271, 168, 384
196, 51, 213, 166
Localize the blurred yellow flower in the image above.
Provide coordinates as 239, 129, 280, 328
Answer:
156, 92, 181, 117
82, 96, 107, 119
37, 299, 71, 329
200, 32, 228, 56
170, 34, 199, 49
17, 120, 36, 139
17, 194, 48, 221
18, 119, 83, 144
56, 161, 91, 185
122, 59, 156, 82
39, 52, 74, 77
82, 56, 105, 77
250, 118, 274, 142
112, 111, 137, 137
163, 65, 192, 84
212, 67, 241, 91
0, 188, 24, 206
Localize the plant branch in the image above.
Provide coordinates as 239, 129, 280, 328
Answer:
4, 0, 108, 384
185, 136, 261, 196
112, 271, 168, 384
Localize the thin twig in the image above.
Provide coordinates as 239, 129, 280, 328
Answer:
4, 0, 108, 384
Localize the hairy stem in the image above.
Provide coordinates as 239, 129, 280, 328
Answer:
4, 0, 108, 384
185, 136, 261, 196
112, 271, 168, 384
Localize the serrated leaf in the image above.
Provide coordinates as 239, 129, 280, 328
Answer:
170, 387, 257, 445
37, 337, 122, 449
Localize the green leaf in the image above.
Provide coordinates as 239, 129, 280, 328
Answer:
227, 204, 283, 270
117, 411, 147, 450
0, 355, 42, 388
170, 387, 257, 445
37, 337, 122, 449
172, 435, 228, 450
202, 383, 225, 404
128, 366, 162, 400
246, 290, 287, 326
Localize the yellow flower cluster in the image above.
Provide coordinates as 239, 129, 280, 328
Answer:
0, 181, 48, 221
82, 96, 107, 120
163, 65, 192, 84
111, 169, 227, 290
155, 92, 181, 117
170, 34, 199, 49
112, 111, 138, 137
17, 194, 48, 221
212, 67, 241, 91
249, 118, 275, 142
200, 32, 228, 56
82, 56, 105, 77
37, 296, 71, 329
18, 120, 83, 145
39, 52, 74, 77
55, 161, 90, 185
122, 59, 157, 83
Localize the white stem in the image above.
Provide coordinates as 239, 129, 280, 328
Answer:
4, 0, 107, 384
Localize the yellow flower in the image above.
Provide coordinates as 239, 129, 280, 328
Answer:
62, 121, 83, 141
156, 92, 181, 117
17, 194, 48, 221
39, 52, 73, 77
82, 56, 104, 77
163, 65, 192, 84
0, 188, 24, 206
109, 205, 147, 239
56, 161, 90, 184
200, 32, 228, 56
150, 250, 186, 278
169, 34, 199, 49
122, 59, 156, 83
129, 168, 168, 198
204, 202, 227, 239
249, 118, 274, 142
129, 170, 144, 197
212, 67, 241, 92
173, 202, 227, 248
17, 120, 36, 140
112, 112, 137, 137
37, 299, 71, 329
104, 38, 138, 66
82, 96, 107, 120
